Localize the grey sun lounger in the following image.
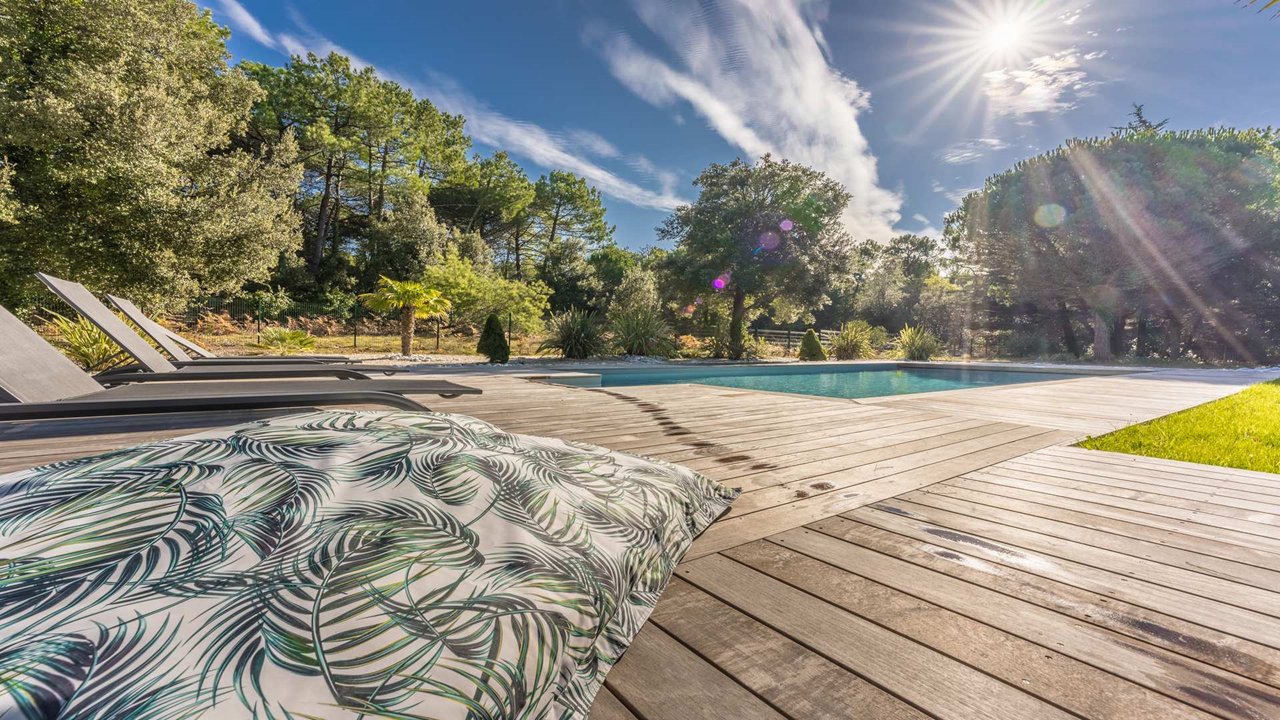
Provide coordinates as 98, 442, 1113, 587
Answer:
36, 274, 403, 381
0, 304, 480, 420
108, 294, 356, 365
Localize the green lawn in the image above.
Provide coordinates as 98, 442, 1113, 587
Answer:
1078, 379, 1280, 473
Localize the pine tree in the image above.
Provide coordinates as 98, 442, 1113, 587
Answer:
477, 314, 510, 363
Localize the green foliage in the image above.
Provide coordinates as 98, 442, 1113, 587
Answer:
610, 307, 676, 357
42, 312, 126, 371
610, 267, 660, 312
359, 276, 451, 356
797, 329, 827, 361
0, 0, 302, 311
1080, 379, 1280, 473
946, 127, 1280, 363
477, 314, 510, 363
539, 309, 605, 359
253, 327, 317, 354
1003, 331, 1051, 358
660, 155, 856, 359
245, 287, 294, 320
896, 325, 942, 361
420, 250, 550, 335
830, 322, 875, 360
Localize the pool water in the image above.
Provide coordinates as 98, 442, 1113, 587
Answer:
571, 364, 1086, 400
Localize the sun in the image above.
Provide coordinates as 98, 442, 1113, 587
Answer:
987, 20, 1025, 53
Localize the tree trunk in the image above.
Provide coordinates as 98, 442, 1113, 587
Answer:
729, 286, 747, 360
401, 306, 415, 356
1057, 301, 1081, 357
1092, 310, 1112, 362
1109, 313, 1127, 358
312, 159, 335, 272
435, 319, 441, 352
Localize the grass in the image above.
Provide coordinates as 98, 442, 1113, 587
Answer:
1078, 379, 1280, 473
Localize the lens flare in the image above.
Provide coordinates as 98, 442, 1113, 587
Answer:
1034, 203, 1066, 227
712, 272, 731, 291
758, 231, 781, 250
779, 218, 795, 232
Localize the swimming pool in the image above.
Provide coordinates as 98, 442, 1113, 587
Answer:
547, 363, 1096, 401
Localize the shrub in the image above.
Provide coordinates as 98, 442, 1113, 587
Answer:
195, 311, 240, 336
896, 325, 942, 361
798, 329, 827, 361
677, 334, 704, 358
43, 311, 126, 371
830, 322, 875, 360
254, 327, 316, 354
610, 306, 676, 357
1004, 331, 1051, 358
538, 309, 606, 359
477, 313, 511, 363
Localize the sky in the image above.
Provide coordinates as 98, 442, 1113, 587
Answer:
207, 0, 1280, 250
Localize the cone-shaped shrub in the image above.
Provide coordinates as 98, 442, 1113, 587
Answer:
477, 313, 510, 363
797, 329, 827, 361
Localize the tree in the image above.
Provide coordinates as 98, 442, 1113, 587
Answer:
419, 250, 551, 335
947, 127, 1280, 362
798, 329, 827, 361
242, 52, 469, 288
1111, 104, 1168, 134
660, 155, 857, 358
476, 314, 510, 363
359, 276, 451, 355
0, 0, 302, 311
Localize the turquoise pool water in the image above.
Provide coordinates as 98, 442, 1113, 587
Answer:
565, 364, 1086, 400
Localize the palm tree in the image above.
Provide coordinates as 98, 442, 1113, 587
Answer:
1245, 1, 1280, 15
359, 276, 452, 356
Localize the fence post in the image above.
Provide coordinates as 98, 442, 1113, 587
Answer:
255, 299, 262, 344
352, 305, 359, 351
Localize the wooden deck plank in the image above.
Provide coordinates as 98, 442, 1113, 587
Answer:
726, 540, 1217, 720
588, 688, 638, 720
650, 579, 929, 720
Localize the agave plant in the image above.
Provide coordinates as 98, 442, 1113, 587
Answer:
538, 308, 606, 359
896, 324, 943, 361
42, 311, 127, 371
609, 306, 676, 357
830, 321, 875, 360
253, 327, 316, 354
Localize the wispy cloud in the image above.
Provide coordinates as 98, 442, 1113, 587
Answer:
932, 180, 980, 207
592, 0, 902, 240
983, 49, 1099, 118
421, 75, 688, 211
207, 1, 685, 213
941, 138, 1010, 164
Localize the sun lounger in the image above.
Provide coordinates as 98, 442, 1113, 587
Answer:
108, 294, 357, 365
0, 304, 479, 420
36, 273, 405, 380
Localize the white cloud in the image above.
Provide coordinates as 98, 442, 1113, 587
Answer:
216, 0, 277, 49
982, 49, 1099, 118
564, 129, 620, 159
932, 180, 979, 207
941, 138, 1009, 164
422, 75, 687, 212
593, 0, 902, 240
207, 2, 685, 214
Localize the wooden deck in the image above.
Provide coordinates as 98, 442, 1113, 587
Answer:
2, 365, 1278, 719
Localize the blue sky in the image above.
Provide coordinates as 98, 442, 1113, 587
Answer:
209, 0, 1280, 249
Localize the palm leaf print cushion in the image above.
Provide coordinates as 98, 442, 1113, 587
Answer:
0, 410, 738, 719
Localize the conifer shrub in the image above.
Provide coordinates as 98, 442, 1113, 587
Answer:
797, 328, 827, 361
477, 313, 510, 363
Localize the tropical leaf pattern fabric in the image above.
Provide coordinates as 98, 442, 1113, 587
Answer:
0, 410, 738, 720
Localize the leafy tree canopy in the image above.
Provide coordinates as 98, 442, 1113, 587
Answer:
0, 0, 301, 310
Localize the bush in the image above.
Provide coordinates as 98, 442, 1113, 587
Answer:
538, 309, 606, 359
477, 313, 510, 363
677, 334, 704, 358
610, 306, 676, 357
830, 322, 875, 360
43, 311, 127, 371
1004, 331, 1051, 358
896, 325, 942, 361
195, 310, 241, 336
245, 287, 293, 320
798, 329, 827, 361
254, 327, 316, 354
